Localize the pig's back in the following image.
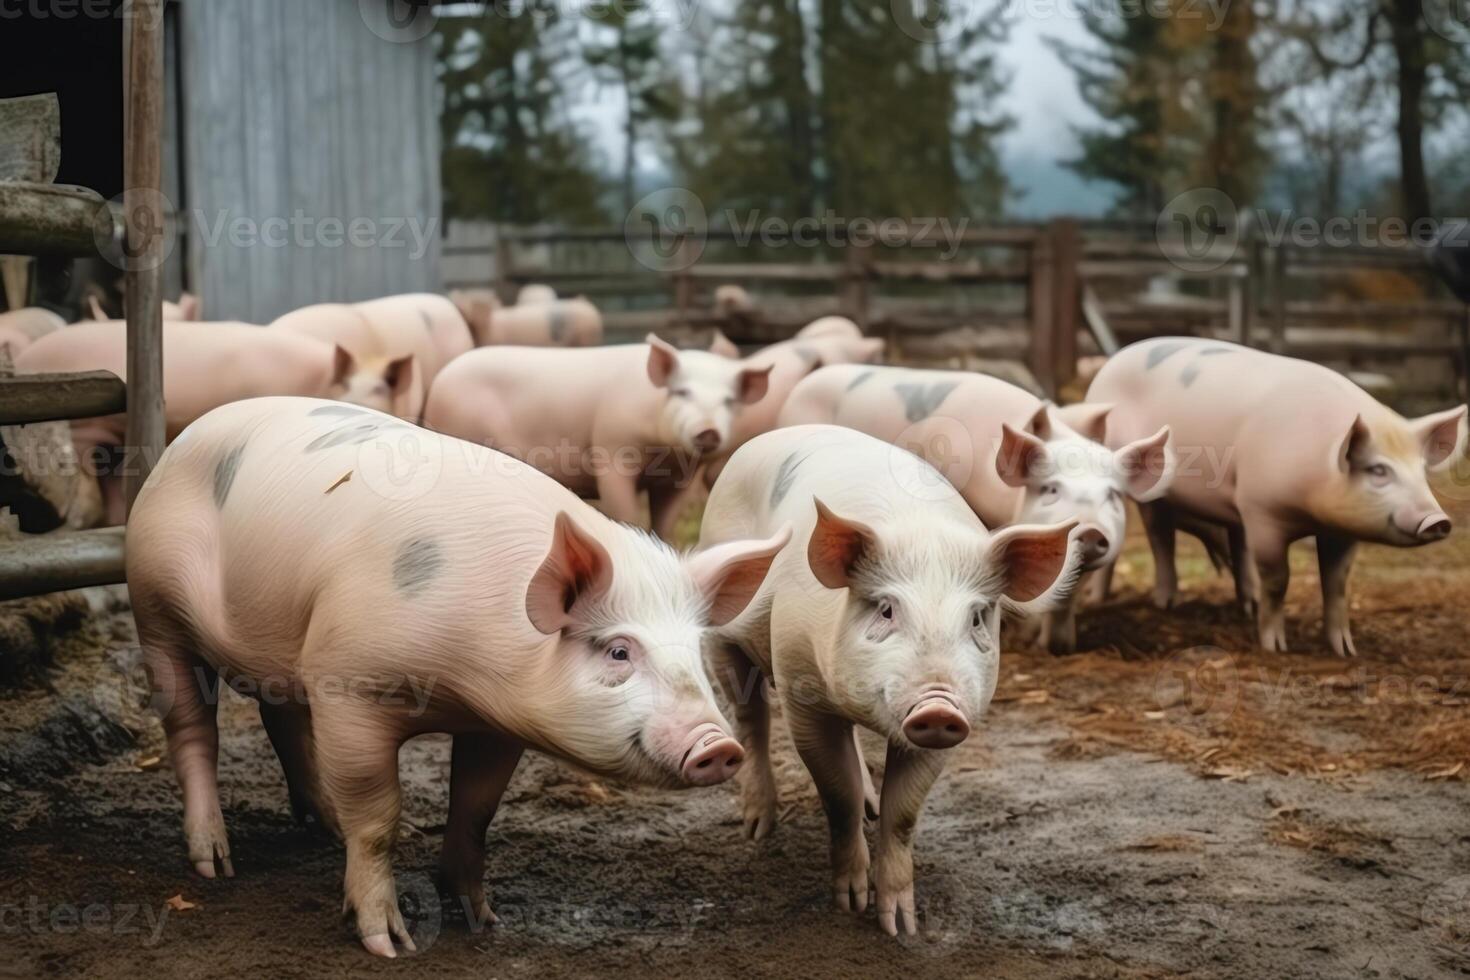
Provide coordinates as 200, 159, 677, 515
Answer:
131, 397, 571, 681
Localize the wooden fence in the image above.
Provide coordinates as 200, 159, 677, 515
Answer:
446, 217, 1468, 409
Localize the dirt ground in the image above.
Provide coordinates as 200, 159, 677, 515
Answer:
5, 487, 1470, 979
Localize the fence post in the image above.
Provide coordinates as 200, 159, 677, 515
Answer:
1051, 218, 1081, 394
842, 239, 872, 334
1270, 244, 1287, 353
122, 0, 165, 516
494, 225, 515, 304
1029, 227, 1057, 397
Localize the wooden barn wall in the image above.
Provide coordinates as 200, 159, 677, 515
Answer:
180, 0, 440, 323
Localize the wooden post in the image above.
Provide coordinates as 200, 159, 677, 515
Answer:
842, 240, 872, 333
122, 0, 165, 516
1270, 244, 1287, 353
1050, 218, 1081, 394
494, 225, 514, 305
1029, 229, 1057, 397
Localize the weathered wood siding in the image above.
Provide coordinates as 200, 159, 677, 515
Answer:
180, 0, 440, 322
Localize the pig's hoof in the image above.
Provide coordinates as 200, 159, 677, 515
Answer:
186, 815, 234, 879
1151, 589, 1176, 611
1327, 629, 1357, 658
361, 933, 399, 959
876, 883, 917, 938
741, 799, 777, 840
832, 859, 870, 913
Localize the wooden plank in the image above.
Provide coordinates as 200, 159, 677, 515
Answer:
1028, 233, 1057, 397
1080, 259, 1250, 280
869, 260, 1030, 283
1051, 218, 1081, 391
0, 371, 128, 425
0, 182, 116, 258
0, 526, 126, 601
686, 263, 846, 282
0, 93, 61, 182
123, 0, 166, 515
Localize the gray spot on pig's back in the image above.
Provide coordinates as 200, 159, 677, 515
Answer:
304, 415, 410, 453
213, 444, 246, 509
392, 538, 445, 595
770, 451, 809, 507
548, 305, 569, 343
309, 404, 369, 418
893, 382, 958, 423
1179, 365, 1200, 388
1145, 341, 1189, 370
845, 370, 875, 392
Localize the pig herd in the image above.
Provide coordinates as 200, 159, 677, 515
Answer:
8, 288, 1467, 955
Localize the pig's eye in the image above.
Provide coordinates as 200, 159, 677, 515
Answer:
608, 644, 630, 662
972, 609, 982, 629
670, 387, 691, 399
878, 599, 894, 620
1366, 463, 1390, 480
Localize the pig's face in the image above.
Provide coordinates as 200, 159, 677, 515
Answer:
996, 407, 1174, 571
808, 501, 1075, 750
1328, 407, 1466, 545
646, 335, 772, 458
525, 512, 789, 787
329, 346, 414, 416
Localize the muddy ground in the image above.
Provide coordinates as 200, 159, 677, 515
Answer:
5, 489, 1470, 979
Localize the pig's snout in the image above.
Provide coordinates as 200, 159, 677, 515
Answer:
680, 722, 744, 785
693, 429, 723, 455
1417, 513, 1453, 542
1076, 526, 1111, 566
902, 689, 970, 750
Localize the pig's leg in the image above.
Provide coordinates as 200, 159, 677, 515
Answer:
785, 703, 869, 913
1042, 591, 1080, 655
1227, 524, 1257, 619
710, 645, 780, 839
853, 729, 880, 821
873, 743, 947, 937
313, 705, 413, 958
595, 471, 644, 527
1138, 500, 1178, 609
259, 702, 336, 834
145, 635, 232, 878
1245, 517, 1292, 652
1317, 534, 1358, 657
1084, 562, 1114, 605
438, 732, 524, 929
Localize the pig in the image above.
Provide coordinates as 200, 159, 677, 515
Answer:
700, 331, 887, 488
1087, 337, 1467, 654
127, 395, 789, 957
707, 327, 741, 359
714, 283, 755, 316
15, 321, 408, 526
700, 424, 1076, 936
0, 306, 64, 357
796, 315, 864, 342
516, 282, 557, 306
473, 297, 604, 347
270, 293, 473, 420
422, 335, 773, 541
162, 292, 201, 321
448, 288, 501, 346
779, 365, 1175, 653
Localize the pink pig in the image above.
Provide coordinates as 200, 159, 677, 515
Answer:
16, 320, 406, 526
0, 306, 64, 357
1087, 337, 1467, 654
127, 396, 789, 957
423, 335, 772, 540
779, 364, 1174, 653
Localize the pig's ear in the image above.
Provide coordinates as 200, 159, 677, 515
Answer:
1024, 403, 1056, 441
736, 364, 774, 404
985, 520, 1079, 605
708, 328, 740, 359
855, 337, 885, 363
994, 423, 1048, 488
646, 334, 680, 387
526, 511, 615, 635
687, 524, 792, 626
384, 354, 415, 398
1336, 414, 1374, 472
1114, 426, 1175, 501
808, 498, 878, 589
1411, 405, 1468, 470
1064, 402, 1113, 443
331, 344, 356, 384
